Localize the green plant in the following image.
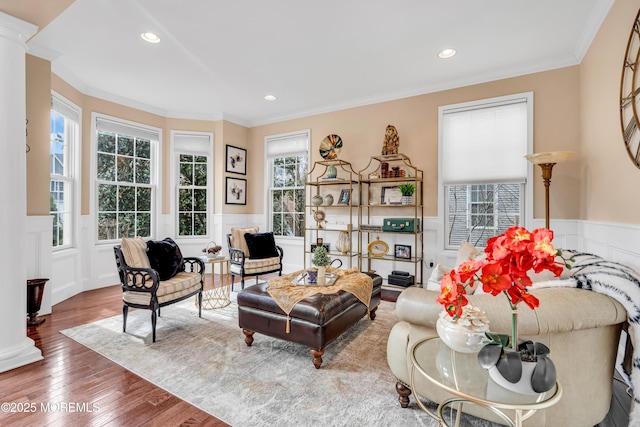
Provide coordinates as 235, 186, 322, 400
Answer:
398, 183, 415, 196
311, 246, 331, 266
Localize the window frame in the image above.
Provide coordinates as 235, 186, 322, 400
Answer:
92, 113, 160, 244
264, 130, 310, 240
437, 93, 534, 252
171, 131, 213, 239
50, 92, 81, 251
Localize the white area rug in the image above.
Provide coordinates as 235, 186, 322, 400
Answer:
60, 294, 493, 427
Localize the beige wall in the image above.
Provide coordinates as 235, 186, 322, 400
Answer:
248, 66, 582, 220
26, 55, 51, 216
580, 0, 640, 224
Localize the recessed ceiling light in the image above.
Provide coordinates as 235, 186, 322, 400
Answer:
438, 48, 456, 59
264, 95, 277, 101
141, 32, 160, 44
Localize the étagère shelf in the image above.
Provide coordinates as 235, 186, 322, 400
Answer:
358, 153, 423, 289
304, 159, 359, 269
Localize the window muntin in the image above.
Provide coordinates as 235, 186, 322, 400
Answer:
96, 129, 153, 241
447, 183, 521, 248
178, 154, 208, 236
50, 103, 78, 249
270, 155, 306, 237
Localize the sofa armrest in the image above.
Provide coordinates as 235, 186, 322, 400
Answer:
396, 286, 627, 336
119, 265, 160, 293
229, 247, 246, 265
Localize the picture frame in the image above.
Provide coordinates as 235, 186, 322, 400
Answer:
381, 186, 402, 205
394, 244, 412, 259
225, 145, 247, 175
337, 189, 351, 205
225, 177, 246, 205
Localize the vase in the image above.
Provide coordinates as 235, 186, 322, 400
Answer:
488, 359, 539, 395
312, 195, 323, 206
335, 231, 351, 254
326, 165, 337, 179
436, 311, 489, 353
401, 195, 413, 205
323, 194, 334, 206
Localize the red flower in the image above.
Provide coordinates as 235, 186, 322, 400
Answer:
438, 226, 564, 318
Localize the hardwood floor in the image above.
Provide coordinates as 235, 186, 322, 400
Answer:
0, 277, 629, 426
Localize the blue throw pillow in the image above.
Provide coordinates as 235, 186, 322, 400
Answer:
146, 237, 183, 280
244, 232, 279, 259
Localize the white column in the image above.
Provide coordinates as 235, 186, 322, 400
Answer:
0, 12, 41, 373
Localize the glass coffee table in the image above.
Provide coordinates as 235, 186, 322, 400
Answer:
410, 337, 562, 427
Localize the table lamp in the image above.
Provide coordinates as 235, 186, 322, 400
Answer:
525, 151, 573, 229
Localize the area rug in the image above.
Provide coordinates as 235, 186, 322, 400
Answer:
60, 294, 494, 427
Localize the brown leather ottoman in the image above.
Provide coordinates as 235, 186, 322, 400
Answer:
237, 272, 382, 368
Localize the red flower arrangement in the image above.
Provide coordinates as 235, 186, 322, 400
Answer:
437, 226, 565, 321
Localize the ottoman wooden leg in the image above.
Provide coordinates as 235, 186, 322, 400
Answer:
310, 348, 325, 369
243, 329, 254, 346
396, 380, 412, 408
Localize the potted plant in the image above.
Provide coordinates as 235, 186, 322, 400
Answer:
398, 183, 415, 205
437, 226, 567, 394
312, 245, 331, 283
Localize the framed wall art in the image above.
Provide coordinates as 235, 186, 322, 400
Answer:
226, 177, 246, 205
226, 145, 247, 175
381, 186, 402, 205
337, 189, 351, 205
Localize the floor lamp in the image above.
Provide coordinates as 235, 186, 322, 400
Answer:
525, 151, 573, 229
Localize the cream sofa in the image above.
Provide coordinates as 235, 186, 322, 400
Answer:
387, 285, 627, 426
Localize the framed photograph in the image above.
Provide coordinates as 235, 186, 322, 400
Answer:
225, 177, 246, 205
381, 186, 402, 205
337, 189, 351, 205
394, 244, 412, 259
226, 145, 247, 175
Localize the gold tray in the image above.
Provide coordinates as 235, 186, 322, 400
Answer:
292, 271, 338, 286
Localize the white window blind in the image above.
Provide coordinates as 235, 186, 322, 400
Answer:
174, 133, 211, 155
442, 98, 528, 185
266, 132, 309, 158
51, 92, 80, 123
96, 116, 159, 141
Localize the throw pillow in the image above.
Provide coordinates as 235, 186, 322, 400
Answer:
231, 226, 259, 256
146, 237, 183, 280
426, 263, 453, 291
120, 236, 151, 268
244, 232, 279, 259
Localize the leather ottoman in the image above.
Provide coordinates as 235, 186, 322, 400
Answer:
237, 272, 382, 368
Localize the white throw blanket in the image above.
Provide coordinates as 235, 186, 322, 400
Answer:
533, 251, 640, 426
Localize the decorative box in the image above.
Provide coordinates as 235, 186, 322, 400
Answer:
382, 218, 421, 233
388, 271, 415, 287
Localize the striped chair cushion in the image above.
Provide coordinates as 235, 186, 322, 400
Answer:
230, 226, 259, 256
121, 236, 150, 268
122, 271, 202, 306
230, 257, 280, 275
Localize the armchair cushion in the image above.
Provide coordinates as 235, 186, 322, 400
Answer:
121, 236, 150, 268
244, 232, 279, 259
123, 271, 202, 305
231, 226, 259, 256
230, 257, 281, 275
146, 237, 183, 280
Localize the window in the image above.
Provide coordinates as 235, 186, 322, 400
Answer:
265, 131, 309, 238
439, 93, 531, 249
173, 132, 212, 237
50, 93, 80, 249
95, 116, 158, 241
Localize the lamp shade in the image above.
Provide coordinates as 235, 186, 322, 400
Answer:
525, 151, 573, 165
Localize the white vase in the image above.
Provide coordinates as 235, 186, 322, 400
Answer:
436, 314, 489, 354
488, 361, 540, 396
401, 195, 413, 205
317, 266, 326, 285
335, 231, 351, 254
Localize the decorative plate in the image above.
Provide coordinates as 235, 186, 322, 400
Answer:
319, 134, 343, 160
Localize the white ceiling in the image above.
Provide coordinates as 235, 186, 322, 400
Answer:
27, 0, 613, 127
